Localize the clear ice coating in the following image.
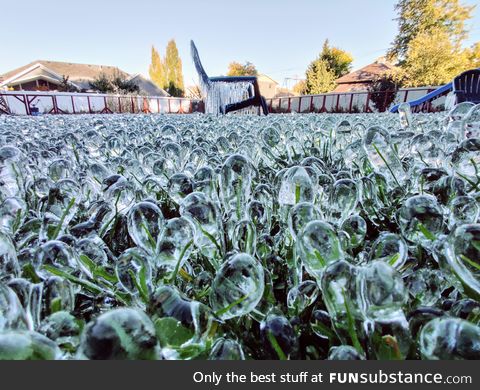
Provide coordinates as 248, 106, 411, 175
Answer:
209, 253, 264, 320
127, 201, 164, 255
288, 202, 322, 239
397, 102, 413, 129
1, 106, 480, 360
156, 217, 194, 273
444, 224, 480, 298
148, 285, 215, 352
363, 126, 405, 186
398, 195, 444, 247
278, 166, 317, 207
0, 330, 61, 360
200, 81, 253, 115
77, 308, 159, 360
297, 220, 344, 280
208, 338, 245, 360
419, 318, 480, 360
369, 232, 408, 269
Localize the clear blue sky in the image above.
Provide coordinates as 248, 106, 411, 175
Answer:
1, 0, 479, 88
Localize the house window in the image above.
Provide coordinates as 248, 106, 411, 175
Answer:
20, 80, 38, 90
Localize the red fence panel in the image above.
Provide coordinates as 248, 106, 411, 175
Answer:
0, 91, 202, 116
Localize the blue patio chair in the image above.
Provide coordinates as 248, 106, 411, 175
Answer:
190, 40, 268, 115
453, 69, 480, 104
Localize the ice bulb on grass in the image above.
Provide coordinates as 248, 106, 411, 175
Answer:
278, 166, 316, 207
210, 253, 264, 320
297, 221, 344, 280
398, 195, 444, 247
340, 215, 367, 250
329, 179, 360, 224
180, 192, 223, 259
363, 126, 405, 186
0, 331, 61, 360
156, 217, 194, 275
444, 224, 480, 299
448, 196, 479, 229
288, 202, 322, 239
419, 317, 480, 360
369, 232, 408, 269
115, 248, 152, 297
398, 102, 412, 129
149, 285, 215, 350
220, 154, 252, 219
78, 308, 159, 360
127, 201, 164, 255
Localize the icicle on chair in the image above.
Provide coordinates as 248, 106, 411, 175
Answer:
453, 69, 480, 105
190, 40, 268, 115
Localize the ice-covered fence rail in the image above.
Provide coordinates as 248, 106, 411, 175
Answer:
0, 90, 201, 115
266, 86, 444, 114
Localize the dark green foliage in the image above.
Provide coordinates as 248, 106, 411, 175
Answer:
368, 74, 400, 112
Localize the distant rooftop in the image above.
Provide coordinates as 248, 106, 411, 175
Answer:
0, 60, 169, 96
1, 60, 128, 83
334, 57, 397, 92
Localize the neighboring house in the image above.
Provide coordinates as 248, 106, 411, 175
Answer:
275, 87, 298, 98
0, 60, 169, 96
127, 74, 169, 96
334, 58, 397, 92
257, 73, 279, 99
185, 74, 280, 99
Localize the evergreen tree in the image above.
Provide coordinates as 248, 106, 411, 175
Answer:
305, 59, 337, 94
388, 0, 475, 62
164, 39, 184, 97
304, 41, 352, 94
89, 73, 115, 93
320, 39, 353, 78
149, 46, 166, 91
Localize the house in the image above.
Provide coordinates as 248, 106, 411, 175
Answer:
333, 58, 397, 92
257, 73, 279, 99
0, 60, 169, 96
128, 74, 169, 96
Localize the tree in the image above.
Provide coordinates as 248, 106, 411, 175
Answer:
227, 61, 258, 76
320, 39, 353, 78
89, 73, 115, 93
293, 80, 307, 95
304, 40, 353, 94
305, 59, 337, 94
112, 71, 139, 94
388, 0, 475, 62
89, 71, 139, 94
149, 46, 166, 90
58, 75, 78, 92
400, 27, 472, 87
468, 42, 480, 68
164, 39, 184, 97
148, 40, 185, 97
368, 74, 400, 112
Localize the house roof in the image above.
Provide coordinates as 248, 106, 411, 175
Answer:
0, 60, 169, 96
334, 82, 372, 93
0, 60, 128, 83
336, 59, 396, 85
257, 73, 279, 85
128, 74, 170, 97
